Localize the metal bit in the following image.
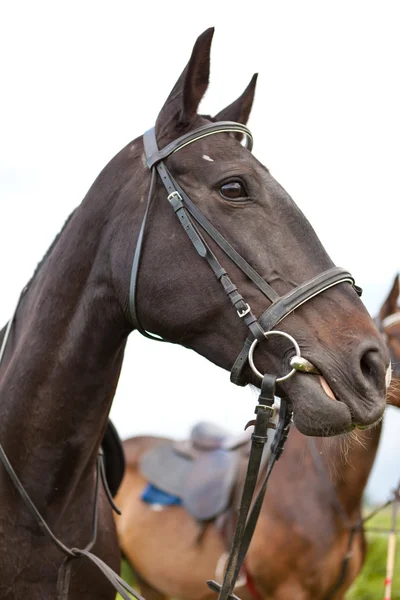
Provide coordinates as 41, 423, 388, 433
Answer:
289, 355, 320, 374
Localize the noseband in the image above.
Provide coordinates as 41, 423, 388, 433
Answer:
129, 120, 362, 385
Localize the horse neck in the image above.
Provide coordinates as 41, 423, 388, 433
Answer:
0, 195, 130, 515
318, 424, 382, 519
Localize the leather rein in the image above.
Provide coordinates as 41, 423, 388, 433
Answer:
128, 120, 362, 600
0, 320, 143, 593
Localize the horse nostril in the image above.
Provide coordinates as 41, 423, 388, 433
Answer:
360, 349, 386, 391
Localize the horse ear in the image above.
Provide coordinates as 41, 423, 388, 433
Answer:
379, 274, 400, 321
156, 28, 214, 134
214, 74, 258, 124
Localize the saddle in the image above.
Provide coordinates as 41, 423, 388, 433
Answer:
101, 419, 125, 498
140, 422, 251, 521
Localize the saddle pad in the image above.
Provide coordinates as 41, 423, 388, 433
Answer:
101, 419, 126, 497
140, 442, 241, 521
182, 449, 240, 520
140, 441, 192, 498
141, 483, 182, 506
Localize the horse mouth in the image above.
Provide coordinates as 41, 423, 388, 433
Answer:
316, 366, 391, 427
302, 371, 385, 433
247, 347, 388, 436
315, 374, 369, 430
278, 366, 386, 436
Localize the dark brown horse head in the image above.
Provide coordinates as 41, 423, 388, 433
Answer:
107, 28, 389, 435
378, 274, 400, 406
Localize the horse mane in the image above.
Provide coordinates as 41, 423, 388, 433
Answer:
24, 209, 76, 291
0, 209, 77, 346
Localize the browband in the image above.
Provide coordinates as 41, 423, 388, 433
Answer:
145, 121, 253, 168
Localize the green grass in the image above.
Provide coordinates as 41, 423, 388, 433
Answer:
347, 507, 400, 599
116, 508, 399, 599
116, 561, 137, 599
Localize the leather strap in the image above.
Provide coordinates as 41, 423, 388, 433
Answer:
131, 124, 362, 387
168, 173, 279, 303
129, 128, 266, 340
58, 550, 143, 600
231, 267, 361, 385
129, 169, 163, 340
207, 376, 294, 600
207, 374, 276, 600
145, 121, 253, 168
257, 267, 360, 334
99, 447, 121, 515
234, 402, 292, 577
0, 441, 142, 600
130, 124, 260, 337
323, 527, 359, 600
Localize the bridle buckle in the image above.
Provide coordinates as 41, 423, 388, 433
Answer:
167, 191, 183, 203
237, 303, 251, 318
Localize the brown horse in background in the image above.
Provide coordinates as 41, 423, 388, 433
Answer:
115, 274, 400, 600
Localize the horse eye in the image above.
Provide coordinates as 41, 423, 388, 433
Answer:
220, 181, 248, 201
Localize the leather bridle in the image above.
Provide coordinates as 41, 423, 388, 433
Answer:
129, 120, 362, 385
127, 120, 364, 600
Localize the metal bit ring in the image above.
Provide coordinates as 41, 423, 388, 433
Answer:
248, 330, 301, 383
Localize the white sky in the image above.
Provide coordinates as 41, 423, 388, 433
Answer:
0, 1, 399, 501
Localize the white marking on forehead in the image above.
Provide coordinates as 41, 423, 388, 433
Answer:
202, 154, 214, 162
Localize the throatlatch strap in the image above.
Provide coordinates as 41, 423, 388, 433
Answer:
129, 168, 162, 339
